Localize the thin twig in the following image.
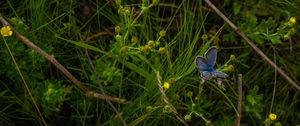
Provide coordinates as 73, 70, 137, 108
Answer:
270, 48, 277, 113
236, 74, 243, 126
85, 29, 113, 42
0, 16, 129, 104
156, 71, 189, 126
204, 0, 300, 91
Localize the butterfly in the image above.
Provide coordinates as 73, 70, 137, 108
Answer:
195, 46, 228, 80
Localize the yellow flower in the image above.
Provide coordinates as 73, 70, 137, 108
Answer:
1, 26, 13, 37
268, 113, 277, 121
289, 17, 296, 25
163, 82, 170, 90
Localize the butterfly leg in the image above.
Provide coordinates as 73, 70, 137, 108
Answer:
201, 78, 206, 84
217, 78, 226, 90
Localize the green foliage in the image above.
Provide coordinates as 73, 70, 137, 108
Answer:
239, 16, 296, 44
35, 80, 71, 117
91, 59, 122, 86
0, 0, 299, 125
245, 86, 264, 120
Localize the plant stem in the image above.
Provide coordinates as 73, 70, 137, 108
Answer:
236, 74, 243, 126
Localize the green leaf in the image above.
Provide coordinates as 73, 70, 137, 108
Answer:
233, 2, 242, 15
246, 95, 257, 106
248, 33, 264, 44
0, 90, 8, 96
257, 17, 276, 32
270, 35, 282, 44
223, 33, 236, 43
57, 36, 107, 54
122, 60, 153, 80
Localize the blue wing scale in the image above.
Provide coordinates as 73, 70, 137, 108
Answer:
205, 46, 217, 67
195, 56, 208, 70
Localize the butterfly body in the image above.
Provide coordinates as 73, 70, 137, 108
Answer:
200, 65, 214, 72
195, 46, 228, 80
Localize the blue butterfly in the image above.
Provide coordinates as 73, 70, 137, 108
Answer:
195, 46, 228, 80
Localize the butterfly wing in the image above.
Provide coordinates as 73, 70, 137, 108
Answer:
196, 46, 227, 80
205, 46, 217, 67
195, 56, 208, 70
200, 71, 214, 80
211, 70, 228, 78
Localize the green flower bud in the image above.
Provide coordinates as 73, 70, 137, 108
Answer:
152, 0, 160, 5
192, 103, 196, 107
141, 6, 149, 12
222, 65, 234, 72
228, 65, 234, 72
206, 120, 212, 126
163, 105, 171, 113
148, 40, 155, 47
283, 34, 290, 40
289, 28, 295, 34
115, 35, 123, 42
140, 46, 151, 53
124, 7, 131, 15
230, 54, 235, 61
155, 41, 160, 46
115, 26, 121, 33
115, 0, 121, 6
174, 94, 180, 101
118, 7, 124, 15
201, 34, 208, 41
184, 115, 192, 122
159, 30, 166, 37
145, 106, 153, 112
131, 36, 138, 43
158, 47, 166, 54
121, 46, 128, 52
187, 91, 193, 97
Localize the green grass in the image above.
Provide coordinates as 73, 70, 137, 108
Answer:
0, 0, 300, 125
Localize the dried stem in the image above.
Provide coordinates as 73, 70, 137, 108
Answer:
204, 0, 300, 91
0, 16, 129, 104
156, 71, 189, 126
236, 74, 243, 126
